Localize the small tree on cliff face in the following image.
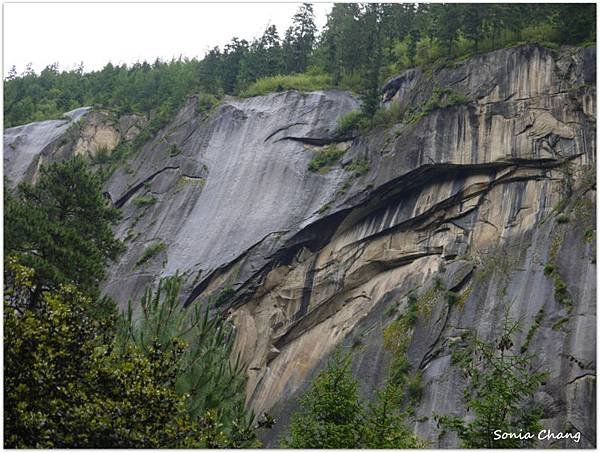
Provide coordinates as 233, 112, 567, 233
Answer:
436, 318, 546, 448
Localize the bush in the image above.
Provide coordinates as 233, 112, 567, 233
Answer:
132, 194, 157, 207
308, 144, 346, 173
239, 73, 332, 97
336, 110, 367, 136
136, 241, 166, 267
345, 157, 370, 177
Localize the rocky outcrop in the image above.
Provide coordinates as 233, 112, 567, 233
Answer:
4, 44, 595, 448
3, 107, 146, 186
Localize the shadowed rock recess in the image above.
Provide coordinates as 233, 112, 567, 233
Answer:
4, 44, 596, 448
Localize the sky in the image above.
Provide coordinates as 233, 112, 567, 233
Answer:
3, 2, 333, 76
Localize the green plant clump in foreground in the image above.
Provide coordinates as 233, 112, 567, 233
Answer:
240, 73, 332, 98
308, 144, 346, 173
136, 241, 166, 267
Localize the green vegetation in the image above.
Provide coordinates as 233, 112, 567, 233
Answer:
308, 143, 346, 173
4, 158, 267, 447
132, 194, 157, 207
438, 316, 547, 448
239, 72, 331, 97
135, 241, 167, 267
282, 349, 421, 448
4, 261, 269, 448
4, 157, 124, 300
5, 4, 594, 128
345, 157, 370, 177
404, 87, 469, 124
214, 287, 235, 307
520, 308, 545, 353
169, 144, 183, 157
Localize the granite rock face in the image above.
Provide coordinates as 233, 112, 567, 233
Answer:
3, 107, 146, 186
3, 44, 596, 448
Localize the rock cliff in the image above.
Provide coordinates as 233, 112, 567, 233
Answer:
4, 44, 596, 448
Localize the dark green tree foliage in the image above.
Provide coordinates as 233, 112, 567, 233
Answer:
283, 350, 365, 448
4, 259, 267, 448
4, 157, 124, 299
283, 349, 421, 448
4, 261, 194, 448
437, 318, 547, 448
283, 3, 317, 74
116, 275, 256, 442
4, 4, 596, 127
364, 384, 422, 448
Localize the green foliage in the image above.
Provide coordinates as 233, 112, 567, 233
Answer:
405, 87, 469, 124
344, 157, 370, 177
4, 260, 267, 448
308, 144, 346, 173
4, 5, 595, 128
132, 194, 157, 207
214, 287, 235, 307
283, 349, 420, 448
169, 144, 183, 157
335, 110, 369, 136
4, 263, 190, 448
437, 316, 547, 448
283, 349, 365, 448
4, 157, 124, 299
556, 213, 569, 224
239, 72, 331, 97
117, 275, 263, 446
135, 241, 166, 267
363, 384, 423, 448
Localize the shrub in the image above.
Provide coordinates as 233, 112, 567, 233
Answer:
336, 110, 366, 136
345, 157, 370, 177
136, 241, 166, 267
556, 214, 569, 224
308, 144, 346, 173
240, 73, 332, 98
132, 194, 157, 207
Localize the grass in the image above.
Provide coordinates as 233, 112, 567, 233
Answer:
239, 73, 332, 98
344, 157, 370, 177
132, 194, 157, 207
308, 144, 346, 173
136, 241, 166, 267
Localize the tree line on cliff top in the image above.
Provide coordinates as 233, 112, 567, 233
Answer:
4, 3, 595, 127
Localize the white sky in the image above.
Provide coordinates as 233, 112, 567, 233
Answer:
3, 2, 333, 75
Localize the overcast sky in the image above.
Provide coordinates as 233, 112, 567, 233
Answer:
3, 2, 333, 76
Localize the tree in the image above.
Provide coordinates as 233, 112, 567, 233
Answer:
283, 349, 366, 448
283, 3, 317, 73
360, 3, 384, 117
4, 260, 270, 448
5, 157, 124, 300
116, 274, 262, 444
283, 348, 420, 448
436, 317, 547, 448
364, 384, 423, 448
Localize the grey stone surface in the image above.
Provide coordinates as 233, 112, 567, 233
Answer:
3, 44, 596, 448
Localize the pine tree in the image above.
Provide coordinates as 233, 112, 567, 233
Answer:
5, 157, 124, 300
436, 316, 547, 448
283, 349, 366, 448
